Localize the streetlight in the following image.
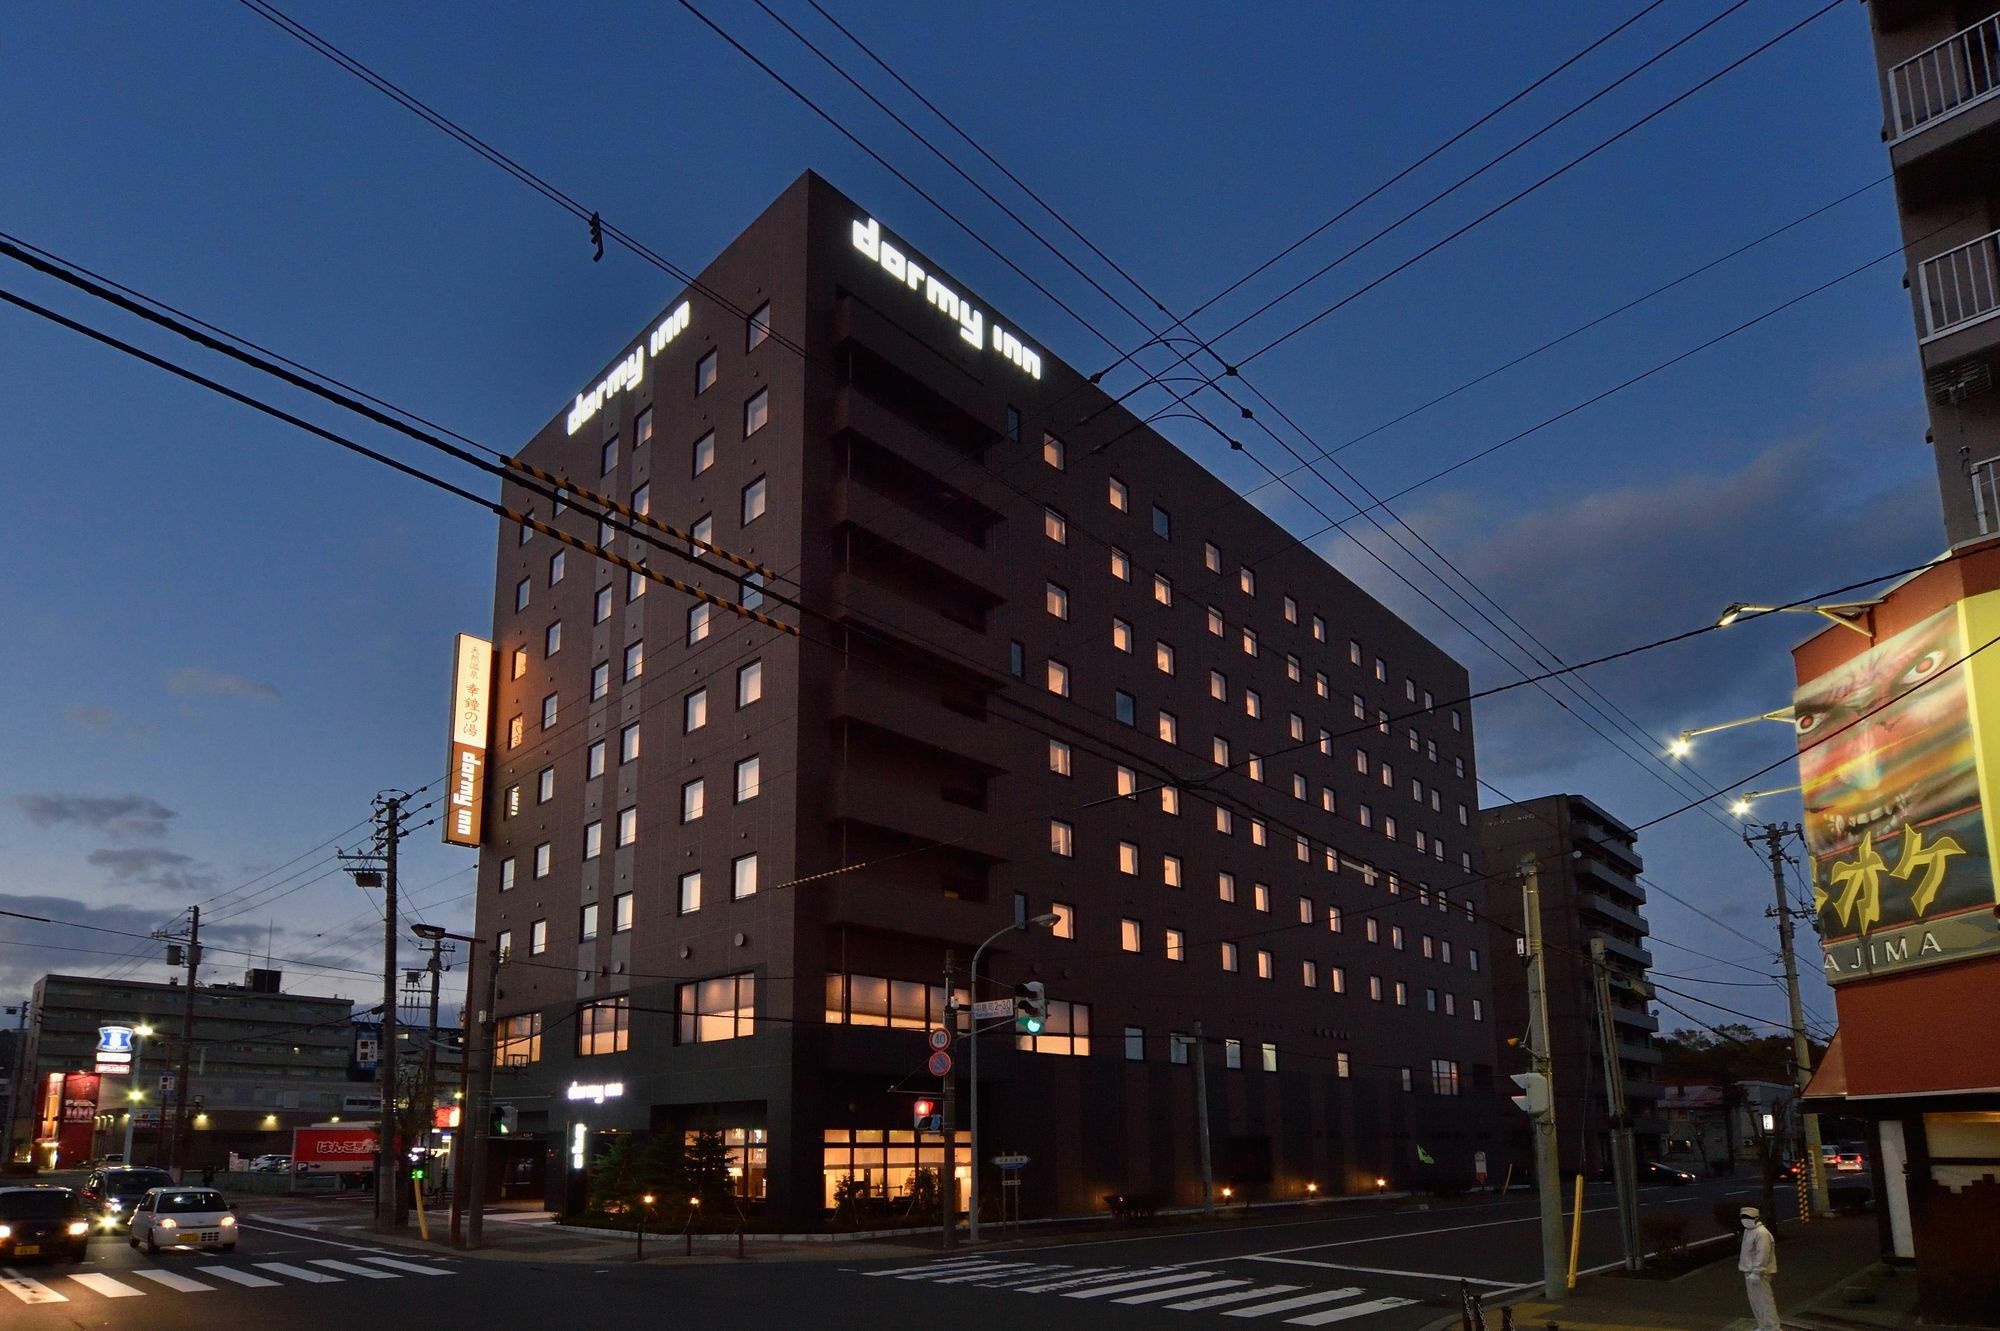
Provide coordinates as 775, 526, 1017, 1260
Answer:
122, 1024, 154, 1163
1667, 709, 1796, 759
1730, 785, 1801, 819
411, 923, 496, 1250
636, 1192, 654, 1261
1716, 601, 1875, 637
968, 911, 1060, 1245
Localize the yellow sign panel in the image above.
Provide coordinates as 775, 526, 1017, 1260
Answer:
445, 633, 492, 848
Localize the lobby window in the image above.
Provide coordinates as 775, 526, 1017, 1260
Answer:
1044, 506, 1067, 544
591, 662, 610, 701
529, 919, 548, 955
1051, 901, 1075, 939
620, 722, 640, 763
1048, 738, 1072, 776
577, 997, 628, 1056
594, 586, 613, 624
746, 301, 771, 350
515, 578, 530, 611
1110, 546, 1130, 580
534, 843, 552, 878
732, 852, 758, 899
735, 754, 762, 802
1152, 573, 1173, 606
1221, 942, 1239, 973
685, 687, 709, 733
1017, 999, 1089, 1055
1113, 689, 1135, 725
545, 621, 562, 657
1045, 581, 1070, 620
1112, 617, 1133, 652
696, 348, 717, 393
737, 659, 763, 707
1107, 475, 1127, 509
550, 550, 567, 585
688, 603, 710, 645
1050, 819, 1074, 857
617, 806, 637, 847
1124, 1026, 1145, 1061
579, 902, 600, 940
1120, 918, 1142, 953
678, 870, 702, 915
541, 692, 558, 730
1151, 504, 1171, 539
677, 972, 756, 1043
624, 641, 645, 681
741, 475, 768, 524
681, 778, 705, 823
614, 892, 633, 933
495, 1013, 540, 1065
1203, 541, 1221, 573
1042, 434, 1064, 469
693, 430, 715, 476
1165, 928, 1186, 962
583, 821, 602, 860
1047, 660, 1071, 698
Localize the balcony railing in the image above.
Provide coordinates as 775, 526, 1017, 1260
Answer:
1975, 456, 2000, 537
1918, 228, 2000, 341
1888, 14, 2000, 140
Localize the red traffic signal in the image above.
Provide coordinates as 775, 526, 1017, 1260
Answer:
912, 1098, 941, 1131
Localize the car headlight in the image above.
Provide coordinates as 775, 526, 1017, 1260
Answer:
0, 1224, 11, 1239
157, 1218, 177, 1230
219, 1215, 236, 1227
67, 1221, 90, 1236
107, 1199, 124, 1211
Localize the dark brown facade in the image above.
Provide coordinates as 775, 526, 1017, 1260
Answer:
1479, 795, 1662, 1176
474, 171, 1504, 1227
1868, 1, 2000, 546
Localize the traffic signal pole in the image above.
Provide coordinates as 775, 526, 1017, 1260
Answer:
1589, 938, 1641, 1271
941, 949, 957, 1249
1521, 856, 1565, 1301
464, 946, 500, 1249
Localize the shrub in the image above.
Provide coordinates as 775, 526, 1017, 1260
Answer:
1641, 1214, 1691, 1265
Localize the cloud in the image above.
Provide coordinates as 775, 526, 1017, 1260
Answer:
86, 847, 194, 878
62, 705, 159, 743
0, 893, 295, 997
166, 667, 281, 702
15, 793, 176, 841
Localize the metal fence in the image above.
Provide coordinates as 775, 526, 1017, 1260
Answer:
1919, 228, 2000, 341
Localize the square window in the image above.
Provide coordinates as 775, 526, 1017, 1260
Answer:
679, 871, 702, 915
1151, 504, 1171, 539
1107, 476, 1127, 509
746, 301, 771, 351
735, 754, 762, 802
733, 852, 759, 899
693, 430, 716, 475
696, 349, 717, 393
741, 475, 768, 524
1043, 507, 1067, 544
684, 688, 708, 732
738, 659, 764, 707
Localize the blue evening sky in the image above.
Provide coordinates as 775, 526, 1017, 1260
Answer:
1, 2, 1927, 1037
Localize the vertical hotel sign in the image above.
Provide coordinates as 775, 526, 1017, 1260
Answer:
445, 633, 492, 847
1797, 596, 2000, 982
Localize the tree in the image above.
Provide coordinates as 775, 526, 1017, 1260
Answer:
677, 1127, 736, 1220
588, 1136, 645, 1218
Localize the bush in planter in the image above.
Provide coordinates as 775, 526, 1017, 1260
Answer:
1829, 1185, 1873, 1216
1641, 1214, 1691, 1265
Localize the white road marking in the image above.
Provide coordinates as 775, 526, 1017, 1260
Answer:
254, 1261, 343, 1283
309, 1258, 399, 1279
1284, 1296, 1419, 1324
865, 1258, 1000, 1278
131, 1268, 216, 1293
68, 1273, 146, 1298
0, 1270, 66, 1304
1113, 1278, 1251, 1304
1246, 1256, 1517, 1287
356, 1256, 454, 1276
1231, 1207, 1620, 1261
200, 1265, 282, 1287
1011, 1265, 1180, 1293
1063, 1270, 1219, 1299
1221, 1288, 1365, 1317
975, 1266, 1119, 1288
1165, 1284, 1305, 1310
237, 1221, 402, 1253
926, 1262, 1053, 1284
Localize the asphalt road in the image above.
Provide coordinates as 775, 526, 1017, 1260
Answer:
0, 1176, 1763, 1330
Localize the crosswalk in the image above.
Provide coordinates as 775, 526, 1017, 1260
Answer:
858, 1258, 1419, 1325
0, 1254, 452, 1305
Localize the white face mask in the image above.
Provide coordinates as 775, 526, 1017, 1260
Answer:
1741, 1217, 1757, 1229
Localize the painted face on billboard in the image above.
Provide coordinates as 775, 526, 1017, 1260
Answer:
1796, 606, 1991, 980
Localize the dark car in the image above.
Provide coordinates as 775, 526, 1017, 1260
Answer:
0, 1187, 92, 1263
80, 1167, 177, 1231
1641, 1161, 1697, 1186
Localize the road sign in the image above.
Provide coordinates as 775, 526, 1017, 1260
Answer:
927, 1027, 952, 1052
926, 1050, 953, 1077
1002, 1176, 1021, 1188
971, 998, 1014, 1019
991, 1154, 1030, 1170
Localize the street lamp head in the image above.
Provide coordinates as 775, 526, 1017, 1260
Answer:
1716, 602, 1752, 628
1667, 734, 1693, 759
1730, 797, 1754, 818
1026, 912, 1061, 930
412, 924, 447, 941
133, 1024, 153, 1037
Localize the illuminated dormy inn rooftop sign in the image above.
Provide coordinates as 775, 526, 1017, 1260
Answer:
852, 216, 1041, 381
564, 300, 693, 437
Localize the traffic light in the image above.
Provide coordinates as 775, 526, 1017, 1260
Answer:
912, 1098, 940, 1133
1509, 1072, 1549, 1115
1015, 981, 1047, 1035
490, 1104, 515, 1136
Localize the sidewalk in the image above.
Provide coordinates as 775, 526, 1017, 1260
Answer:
1492, 1215, 1891, 1331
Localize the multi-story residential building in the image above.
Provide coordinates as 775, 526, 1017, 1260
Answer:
1479, 794, 1662, 1175
13, 971, 356, 1168
472, 170, 1503, 1228
1872, 1, 2000, 544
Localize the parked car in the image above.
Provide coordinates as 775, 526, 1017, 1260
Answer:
0, 1187, 92, 1263
250, 1154, 292, 1173
1835, 1150, 1867, 1173
79, 1167, 176, 1230
1640, 1161, 1697, 1186
127, 1187, 237, 1255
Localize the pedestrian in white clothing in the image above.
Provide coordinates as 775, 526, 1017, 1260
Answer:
1739, 1205, 1780, 1331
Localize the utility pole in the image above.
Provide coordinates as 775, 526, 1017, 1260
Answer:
1522, 855, 1565, 1302
1192, 1023, 1215, 1218
1747, 821, 1828, 1219
1589, 938, 1641, 1271
1, 1002, 28, 1169
343, 792, 408, 1235
463, 945, 500, 1249
940, 949, 957, 1249
161, 908, 200, 1175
